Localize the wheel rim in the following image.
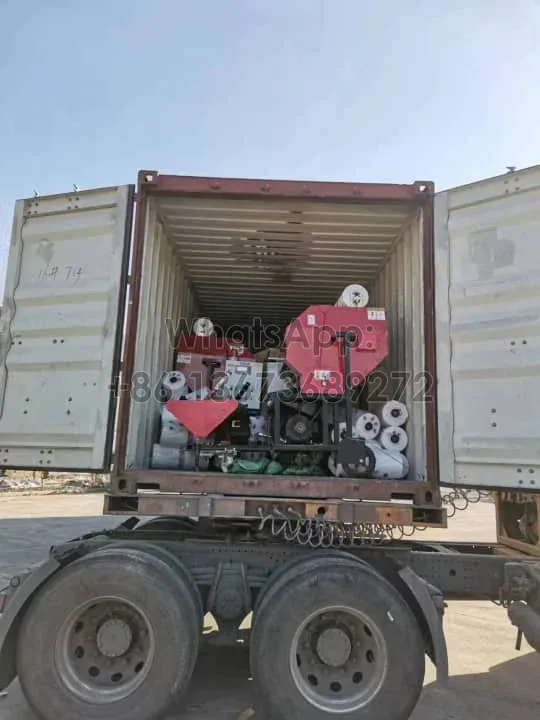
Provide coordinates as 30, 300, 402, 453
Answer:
290, 605, 387, 713
54, 595, 155, 704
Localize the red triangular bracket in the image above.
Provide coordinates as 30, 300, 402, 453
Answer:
166, 399, 239, 438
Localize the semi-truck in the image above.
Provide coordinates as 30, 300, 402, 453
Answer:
0, 165, 538, 720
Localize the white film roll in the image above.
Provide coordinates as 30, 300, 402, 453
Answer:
333, 415, 379, 442
353, 411, 381, 441
331, 421, 347, 443
151, 444, 196, 470
381, 400, 409, 427
162, 405, 180, 425
192, 317, 215, 337
160, 421, 190, 449
379, 426, 408, 452
335, 284, 370, 308
162, 371, 187, 400
178, 449, 196, 471
328, 455, 345, 477
151, 444, 181, 469
249, 415, 268, 441
366, 441, 409, 479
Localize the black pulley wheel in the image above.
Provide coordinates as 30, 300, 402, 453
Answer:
17, 547, 200, 720
337, 438, 376, 477
251, 561, 425, 720
285, 414, 313, 443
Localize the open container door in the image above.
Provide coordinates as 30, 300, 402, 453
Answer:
436, 165, 540, 491
0, 185, 134, 471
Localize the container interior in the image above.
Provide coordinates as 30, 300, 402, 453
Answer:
125, 192, 428, 481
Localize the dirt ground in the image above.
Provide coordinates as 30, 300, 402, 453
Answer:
0, 493, 539, 719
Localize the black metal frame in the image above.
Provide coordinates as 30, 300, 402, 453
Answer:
265, 390, 339, 453
263, 331, 362, 458
44, 524, 540, 604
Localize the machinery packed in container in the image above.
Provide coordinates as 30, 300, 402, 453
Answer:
151, 284, 412, 481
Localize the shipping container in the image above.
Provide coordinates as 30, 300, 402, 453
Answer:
0, 172, 442, 523
1, 167, 539, 520
0, 167, 539, 720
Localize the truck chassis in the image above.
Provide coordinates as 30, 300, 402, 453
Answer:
1, 509, 539, 720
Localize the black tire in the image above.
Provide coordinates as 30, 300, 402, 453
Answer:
251, 561, 425, 720
253, 551, 376, 623
17, 548, 200, 720
96, 541, 203, 626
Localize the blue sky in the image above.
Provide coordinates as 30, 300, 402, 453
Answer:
1, 0, 539, 288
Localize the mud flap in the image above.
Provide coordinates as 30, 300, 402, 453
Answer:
505, 561, 540, 652
399, 565, 449, 683
0, 557, 61, 690
508, 602, 540, 652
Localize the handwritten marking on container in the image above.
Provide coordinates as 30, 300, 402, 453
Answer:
38, 265, 83, 282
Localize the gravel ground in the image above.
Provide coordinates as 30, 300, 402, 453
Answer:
0, 493, 538, 720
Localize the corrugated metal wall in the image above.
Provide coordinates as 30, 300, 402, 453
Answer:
0, 186, 132, 470
370, 210, 427, 481
436, 165, 540, 490
125, 200, 196, 468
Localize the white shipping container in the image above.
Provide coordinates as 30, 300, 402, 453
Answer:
0, 166, 538, 495
436, 167, 540, 491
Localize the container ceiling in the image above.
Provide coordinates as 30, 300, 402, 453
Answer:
155, 195, 416, 329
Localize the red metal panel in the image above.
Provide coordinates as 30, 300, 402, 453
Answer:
113, 470, 441, 506
166, 398, 238, 438
139, 170, 433, 203
114, 175, 150, 473
284, 305, 389, 395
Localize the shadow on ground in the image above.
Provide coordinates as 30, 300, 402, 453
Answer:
5, 647, 539, 720
173, 646, 254, 719
415, 652, 540, 720
165, 645, 540, 719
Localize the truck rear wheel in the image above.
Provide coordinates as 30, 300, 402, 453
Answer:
17, 547, 200, 720
251, 560, 425, 720
253, 550, 376, 623
96, 541, 203, 625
